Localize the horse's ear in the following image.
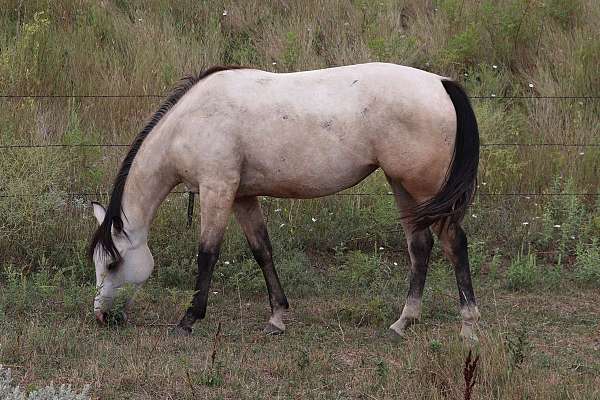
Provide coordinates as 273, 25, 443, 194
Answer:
91, 202, 106, 225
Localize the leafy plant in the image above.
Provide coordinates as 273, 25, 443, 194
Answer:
574, 239, 600, 286
0, 366, 90, 400
506, 251, 538, 290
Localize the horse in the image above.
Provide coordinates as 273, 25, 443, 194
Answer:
89, 63, 480, 339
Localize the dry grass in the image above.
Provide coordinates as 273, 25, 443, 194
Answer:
1, 277, 599, 399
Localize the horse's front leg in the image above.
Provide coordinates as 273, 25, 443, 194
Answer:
173, 183, 236, 336
234, 196, 289, 334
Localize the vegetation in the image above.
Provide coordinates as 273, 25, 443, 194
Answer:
1, 0, 599, 398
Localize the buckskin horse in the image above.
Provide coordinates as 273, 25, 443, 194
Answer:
89, 63, 480, 339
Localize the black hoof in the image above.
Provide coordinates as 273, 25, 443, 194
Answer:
263, 322, 284, 335
170, 325, 192, 337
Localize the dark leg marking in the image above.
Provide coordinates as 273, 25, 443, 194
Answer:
250, 224, 289, 311
234, 197, 289, 333
406, 228, 434, 301
177, 247, 220, 333
390, 228, 434, 335
435, 221, 480, 339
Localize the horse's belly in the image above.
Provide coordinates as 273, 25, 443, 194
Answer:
237, 157, 377, 199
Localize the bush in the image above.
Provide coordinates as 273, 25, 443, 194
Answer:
506, 252, 539, 290
574, 240, 600, 286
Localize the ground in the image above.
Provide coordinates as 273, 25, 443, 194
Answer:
2, 264, 599, 399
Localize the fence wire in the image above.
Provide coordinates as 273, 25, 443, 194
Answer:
1, 91, 598, 199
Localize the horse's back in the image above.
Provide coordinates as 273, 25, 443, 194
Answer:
168, 63, 456, 200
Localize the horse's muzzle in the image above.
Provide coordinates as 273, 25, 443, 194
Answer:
95, 310, 106, 325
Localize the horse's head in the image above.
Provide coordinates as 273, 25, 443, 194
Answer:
91, 202, 154, 324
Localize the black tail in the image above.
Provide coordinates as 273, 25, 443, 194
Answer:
410, 79, 479, 232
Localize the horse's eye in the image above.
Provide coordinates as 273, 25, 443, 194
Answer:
107, 260, 120, 270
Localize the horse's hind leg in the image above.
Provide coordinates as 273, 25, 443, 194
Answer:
234, 196, 289, 334
174, 183, 236, 335
433, 221, 480, 340
387, 178, 434, 336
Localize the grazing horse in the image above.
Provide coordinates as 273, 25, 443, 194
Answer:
89, 63, 480, 339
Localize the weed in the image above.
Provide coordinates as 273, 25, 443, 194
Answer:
574, 239, 600, 286
506, 251, 539, 290
296, 348, 310, 370
0, 365, 90, 400
468, 240, 487, 276
375, 358, 389, 381
443, 23, 480, 67
506, 324, 530, 371
488, 249, 502, 280
463, 350, 479, 400
430, 339, 443, 352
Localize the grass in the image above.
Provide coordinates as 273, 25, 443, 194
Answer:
1, 1, 600, 398
2, 267, 599, 399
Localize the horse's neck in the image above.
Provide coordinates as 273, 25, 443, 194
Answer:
121, 143, 179, 240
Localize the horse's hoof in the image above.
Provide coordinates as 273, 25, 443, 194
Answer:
263, 322, 284, 335
388, 327, 408, 343
388, 317, 417, 337
170, 325, 192, 337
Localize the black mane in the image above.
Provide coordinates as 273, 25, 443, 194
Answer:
89, 66, 244, 267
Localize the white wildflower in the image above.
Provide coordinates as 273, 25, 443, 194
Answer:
393, 262, 398, 266
528, 83, 534, 88
222, 10, 228, 16
279, 223, 286, 228
554, 224, 561, 228
224, 261, 230, 265
579, 152, 585, 156
379, 246, 384, 250
274, 208, 282, 212
492, 65, 498, 69
472, 214, 477, 218
311, 217, 317, 222
522, 222, 529, 225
